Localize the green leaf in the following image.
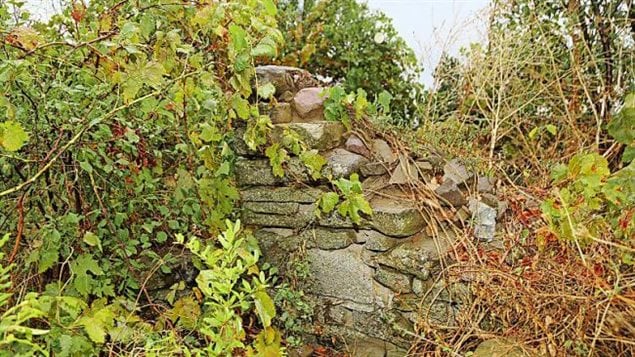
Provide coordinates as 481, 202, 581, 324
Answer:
0, 121, 28, 151
300, 150, 326, 179
83, 232, 102, 252
545, 124, 557, 136
257, 83, 276, 100
265, 144, 287, 177
251, 37, 278, 57
319, 192, 340, 213
232, 95, 251, 120
253, 290, 276, 328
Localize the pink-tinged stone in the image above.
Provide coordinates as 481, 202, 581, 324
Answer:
293, 87, 326, 117
345, 135, 370, 157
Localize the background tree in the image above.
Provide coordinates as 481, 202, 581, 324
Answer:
277, 0, 424, 124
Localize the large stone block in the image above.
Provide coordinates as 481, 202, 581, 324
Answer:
307, 245, 393, 307
255, 65, 317, 100
241, 186, 324, 203
242, 203, 313, 228
273, 122, 345, 151
370, 197, 426, 237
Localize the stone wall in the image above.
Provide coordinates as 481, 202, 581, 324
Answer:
236, 66, 505, 355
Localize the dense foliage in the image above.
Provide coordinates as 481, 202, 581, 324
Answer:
0, 0, 286, 354
277, 0, 423, 124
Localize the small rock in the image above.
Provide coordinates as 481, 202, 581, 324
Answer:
360, 162, 388, 176
345, 135, 370, 157
323, 148, 369, 179
293, 87, 327, 118
415, 160, 433, 172
435, 179, 467, 207
477, 176, 496, 193
301, 228, 357, 250
270, 103, 293, 124
371, 139, 398, 164
255, 65, 316, 99
481, 193, 508, 218
443, 159, 473, 186
469, 198, 497, 242
389, 155, 419, 185
412, 278, 426, 296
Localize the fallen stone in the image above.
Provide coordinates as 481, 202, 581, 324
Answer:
373, 232, 456, 280
241, 186, 324, 203
345, 135, 370, 157
293, 87, 327, 118
371, 139, 398, 164
477, 176, 496, 193
371, 197, 426, 237
374, 266, 412, 294
415, 160, 433, 172
389, 155, 419, 185
307, 245, 393, 306
469, 198, 497, 242
473, 339, 531, 357
442, 158, 473, 186
435, 179, 467, 207
274, 122, 344, 151
323, 148, 368, 179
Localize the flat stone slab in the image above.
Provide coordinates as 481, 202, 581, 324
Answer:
242, 204, 313, 228
241, 186, 324, 203
370, 197, 426, 237
234, 158, 310, 186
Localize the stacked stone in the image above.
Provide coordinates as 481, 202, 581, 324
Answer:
236, 66, 502, 354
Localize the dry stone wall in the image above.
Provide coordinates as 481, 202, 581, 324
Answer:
236, 66, 505, 354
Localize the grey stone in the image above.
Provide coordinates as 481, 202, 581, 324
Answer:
307, 245, 393, 306
389, 155, 419, 185
323, 149, 369, 179
469, 198, 497, 242
415, 160, 433, 172
255, 65, 316, 99
371, 139, 398, 164
345, 135, 370, 157
435, 179, 467, 207
293, 87, 327, 118
360, 162, 388, 176
374, 266, 412, 293
442, 158, 473, 185
373, 232, 456, 280
231, 126, 259, 157
242, 203, 313, 228
358, 230, 403, 252
371, 197, 426, 237
473, 339, 531, 357
234, 158, 311, 187
301, 228, 357, 250
274, 122, 344, 151
481, 193, 508, 218
254, 229, 303, 272
243, 201, 299, 215
412, 278, 427, 296
477, 176, 496, 193
241, 186, 324, 203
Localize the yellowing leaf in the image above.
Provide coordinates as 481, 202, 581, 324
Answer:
253, 290, 275, 328
0, 121, 29, 151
